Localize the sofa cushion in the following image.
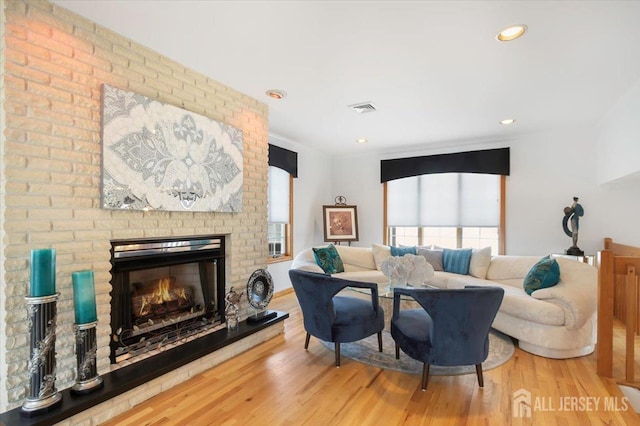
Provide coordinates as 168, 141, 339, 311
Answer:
445, 274, 565, 326
500, 285, 565, 326
469, 246, 492, 279
335, 245, 377, 271
443, 248, 473, 275
486, 256, 540, 287
427, 271, 450, 288
372, 244, 391, 270
417, 247, 444, 271
523, 256, 560, 295
312, 244, 345, 274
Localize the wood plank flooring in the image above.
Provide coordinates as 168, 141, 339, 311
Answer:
102, 291, 640, 425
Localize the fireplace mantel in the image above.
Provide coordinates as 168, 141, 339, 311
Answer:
0, 312, 288, 425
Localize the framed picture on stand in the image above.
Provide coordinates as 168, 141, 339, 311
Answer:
323, 205, 359, 243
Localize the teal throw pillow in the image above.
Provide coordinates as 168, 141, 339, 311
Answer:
523, 256, 560, 295
390, 246, 417, 256
443, 248, 473, 275
312, 244, 345, 274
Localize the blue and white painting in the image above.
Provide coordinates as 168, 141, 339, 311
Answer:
101, 84, 243, 212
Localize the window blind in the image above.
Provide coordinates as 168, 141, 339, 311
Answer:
268, 166, 290, 224
387, 173, 499, 227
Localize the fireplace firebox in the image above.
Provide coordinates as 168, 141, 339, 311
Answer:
109, 235, 226, 364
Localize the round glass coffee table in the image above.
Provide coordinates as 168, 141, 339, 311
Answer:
349, 282, 434, 330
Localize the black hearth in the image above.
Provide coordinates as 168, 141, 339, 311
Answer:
109, 235, 226, 363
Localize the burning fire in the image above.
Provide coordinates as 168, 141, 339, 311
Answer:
152, 277, 176, 304
137, 277, 190, 317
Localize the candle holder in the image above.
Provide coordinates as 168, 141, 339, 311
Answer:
71, 270, 102, 394
20, 293, 62, 417
71, 321, 103, 394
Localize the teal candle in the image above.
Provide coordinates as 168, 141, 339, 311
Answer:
72, 270, 98, 324
30, 248, 56, 297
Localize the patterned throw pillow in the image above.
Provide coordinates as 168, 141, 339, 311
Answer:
312, 244, 345, 274
443, 248, 473, 275
523, 256, 560, 295
390, 246, 417, 256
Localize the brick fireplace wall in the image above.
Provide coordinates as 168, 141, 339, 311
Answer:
0, 0, 269, 412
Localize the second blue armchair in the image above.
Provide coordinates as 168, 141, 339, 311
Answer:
391, 286, 504, 390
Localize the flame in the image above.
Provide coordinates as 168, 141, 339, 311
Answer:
136, 277, 190, 318
152, 277, 174, 304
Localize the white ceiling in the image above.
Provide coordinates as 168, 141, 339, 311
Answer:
53, 1, 640, 156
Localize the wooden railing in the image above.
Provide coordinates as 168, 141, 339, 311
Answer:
597, 237, 640, 384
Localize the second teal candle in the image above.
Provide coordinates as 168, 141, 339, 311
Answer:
72, 270, 98, 324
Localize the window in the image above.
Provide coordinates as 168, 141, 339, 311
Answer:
268, 165, 293, 261
385, 173, 504, 254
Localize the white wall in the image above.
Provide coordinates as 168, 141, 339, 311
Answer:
331, 125, 640, 258
267, 136, 332, 292
591, 77, 640, 244
597, 76, 640, 184
507, 127, 600, 255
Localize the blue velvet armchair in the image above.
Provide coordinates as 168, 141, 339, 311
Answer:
391, 286, 504, 390
288, 269, 385, 367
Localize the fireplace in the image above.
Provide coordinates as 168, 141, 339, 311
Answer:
109, 235, 226, 364
1, 232, 288, 425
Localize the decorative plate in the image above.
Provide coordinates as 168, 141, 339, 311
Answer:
246, 269, 274, 310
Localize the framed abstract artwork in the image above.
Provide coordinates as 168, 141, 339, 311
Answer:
101, 84, 243, 212
323, 205, 359, 242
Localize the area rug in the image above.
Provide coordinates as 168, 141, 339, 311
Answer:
320, 329, 515, 375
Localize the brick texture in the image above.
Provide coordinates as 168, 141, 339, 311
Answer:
0, 0, 269, 413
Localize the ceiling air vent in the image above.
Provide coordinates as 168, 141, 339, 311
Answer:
349, 102, 378, 114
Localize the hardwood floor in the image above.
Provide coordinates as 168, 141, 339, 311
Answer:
102, 291, 639, 425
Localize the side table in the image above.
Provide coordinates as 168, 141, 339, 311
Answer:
551, 253, 595, 266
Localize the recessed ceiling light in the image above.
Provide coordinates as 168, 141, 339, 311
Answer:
500, 118, 516, 125
266, 89, 286, 100
496, 24, 527, 42
356, 138, 368, 144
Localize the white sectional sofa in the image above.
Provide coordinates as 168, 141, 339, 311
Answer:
290, 244, 597, 359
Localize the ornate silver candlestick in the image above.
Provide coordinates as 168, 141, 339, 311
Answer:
72, 321, 103, 394
20, 293, 62, 416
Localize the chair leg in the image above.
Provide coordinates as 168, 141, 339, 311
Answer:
395, 342, 400, 360
335, 342, 341, 367
377, 332, 383, 352
421, 364, 430, 391
476, 364, 484, 387
304, 332, 311, 350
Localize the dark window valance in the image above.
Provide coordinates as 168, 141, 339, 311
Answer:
269, 144, 298, 178
380, 147, 510, 183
